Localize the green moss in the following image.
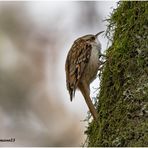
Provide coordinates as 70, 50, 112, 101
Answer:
86, 1, 148, 147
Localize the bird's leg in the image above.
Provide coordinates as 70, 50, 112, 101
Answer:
78, 82, 98, 121
98, 66, 103, 80
98, 59, 106, 70
99, 60, 106, 66
101, 53, 107, 57
99, 53, 107, 58
98, 52, 107, 67
98, 60, 106, 79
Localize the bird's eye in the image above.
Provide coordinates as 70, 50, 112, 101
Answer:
91, 36, 95, 40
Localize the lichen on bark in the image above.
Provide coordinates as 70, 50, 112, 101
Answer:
85, 1, 148, 147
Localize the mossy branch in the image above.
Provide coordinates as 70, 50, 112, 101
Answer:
86, 1, 148, 147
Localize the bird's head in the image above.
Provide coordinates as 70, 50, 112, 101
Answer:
75, 31, 104, 44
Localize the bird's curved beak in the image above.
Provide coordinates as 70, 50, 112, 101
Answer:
95, 31, 104, 37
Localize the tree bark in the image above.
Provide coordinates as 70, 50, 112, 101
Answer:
86, 1, 148, 147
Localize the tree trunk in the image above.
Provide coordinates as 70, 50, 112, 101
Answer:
86, 1, 148, 147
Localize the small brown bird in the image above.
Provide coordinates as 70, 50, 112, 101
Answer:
65, 31, 104, 120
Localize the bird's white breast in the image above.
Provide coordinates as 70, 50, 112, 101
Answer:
89, 43, 100, 72
89, 38, 101, 70
83, 40, 101, 84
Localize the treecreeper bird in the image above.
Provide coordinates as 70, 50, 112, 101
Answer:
65, 31, 104, 120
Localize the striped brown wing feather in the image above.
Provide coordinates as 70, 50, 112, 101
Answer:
65, 39, 92, 101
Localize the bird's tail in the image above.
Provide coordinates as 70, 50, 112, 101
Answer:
79, 83, 98, 120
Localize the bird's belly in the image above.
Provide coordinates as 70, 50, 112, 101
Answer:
82, 46, 99, 84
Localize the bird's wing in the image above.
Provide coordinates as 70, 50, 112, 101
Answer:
65, 39, 92, 101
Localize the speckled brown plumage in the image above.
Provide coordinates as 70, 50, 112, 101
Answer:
65, 38, 92, 101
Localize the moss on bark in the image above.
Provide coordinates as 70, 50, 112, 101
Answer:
86, 1, 148, 147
